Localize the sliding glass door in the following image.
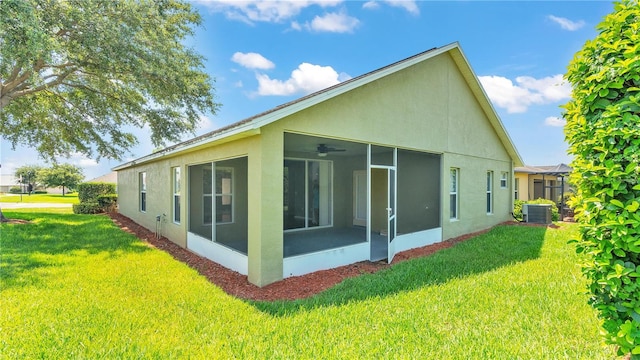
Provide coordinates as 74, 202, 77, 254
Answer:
284, 159, 332, 230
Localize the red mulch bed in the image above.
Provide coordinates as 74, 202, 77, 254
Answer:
109, 213, 556, 301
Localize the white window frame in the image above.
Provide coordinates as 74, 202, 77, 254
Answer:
215, 167, 234, 225
202, 166, 213, 225
500, 172, 508, 189
172, 167, 181, 224
486, 171, 493, 214
514, 177, 520, 200
450, 168, 459, 220
283, 157, 334, 232
201, 165, 235, 226
139, 172, 147, 213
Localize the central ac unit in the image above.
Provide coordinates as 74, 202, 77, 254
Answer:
522, 204, 552, 224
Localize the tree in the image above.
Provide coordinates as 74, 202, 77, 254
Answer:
14, 164, 43, 193
563, 1, 640, 357
37, 163, 83, 196
0, 0, 219, 161
0, 0, 218, 222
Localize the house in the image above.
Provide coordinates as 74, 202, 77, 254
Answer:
114, 42, 524, 287
514, 163, 571, 203
514, 163, 572, 218
87, 171, 118, 184
0, 174, 20, 193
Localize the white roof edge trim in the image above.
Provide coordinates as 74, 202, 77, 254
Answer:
112, 127, 260, 171
448, 46, 525, 167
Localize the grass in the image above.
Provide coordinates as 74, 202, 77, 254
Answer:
1, 209, 614, 359
0, 193, 79, 204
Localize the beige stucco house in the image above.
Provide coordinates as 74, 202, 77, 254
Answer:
514, 164, 571, 202
114, 42, 523, 287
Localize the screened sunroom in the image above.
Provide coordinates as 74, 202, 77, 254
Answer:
282, 132, 442, 276
187, 156, 249, 274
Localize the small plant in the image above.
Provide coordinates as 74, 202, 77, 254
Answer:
8, 187, 22, 194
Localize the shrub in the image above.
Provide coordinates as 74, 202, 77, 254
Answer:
72, 202, 102, 214
563, 1, 640, 356
77, 182, 116, 203
9, 186, 22, 194
33, 190, 48, 194
512, 199, 525, 221
97, 194, 118, 213
75, 182, 117, 214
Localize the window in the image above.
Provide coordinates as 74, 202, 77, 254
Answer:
202, 165, 235, 226
486, 171, 493, 214
139, 172, 147, 212
172, 167, 181, 224
215, 167, 233, 224
450, 168, 459, 220
283, 159, 332, 230
500, 172, 508, 189
514, 178, 520, 200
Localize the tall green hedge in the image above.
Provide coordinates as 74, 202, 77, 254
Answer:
563, 1, 640, 357
77, 182, 116, 203
74, 182, 117, 214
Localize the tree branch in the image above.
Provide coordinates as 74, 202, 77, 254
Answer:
8, 68, 78, 100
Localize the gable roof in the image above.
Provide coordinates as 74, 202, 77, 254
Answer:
114, 42, 523, 170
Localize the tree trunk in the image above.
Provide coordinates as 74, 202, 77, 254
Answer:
0, 208, 8, 222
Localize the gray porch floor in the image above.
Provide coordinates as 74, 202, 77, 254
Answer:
214, 226, 389, 260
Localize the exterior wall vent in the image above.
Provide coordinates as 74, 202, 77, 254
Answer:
522, 204, 552, 224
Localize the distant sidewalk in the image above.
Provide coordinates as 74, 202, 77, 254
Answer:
0, 202, 73, 209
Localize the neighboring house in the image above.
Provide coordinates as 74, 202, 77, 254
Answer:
0, 174, 20, 193
87, 171, 117, 184
114, 42, 524, 287
514, 163, 572, 203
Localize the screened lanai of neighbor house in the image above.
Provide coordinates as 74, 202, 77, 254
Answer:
113, 42, 523, 287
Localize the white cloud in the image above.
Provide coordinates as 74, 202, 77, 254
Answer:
256, 62, 349, 96
231, 52, 275, 70
478, 74, 571, 113
544, 116, 566, 127
547, 15, 585, 31
362, 0, 419, 15
384, 0, 419, 15
362, 1, 379, 10
197, 115, 215, 132
195, 0, 342, 24
307, 11, 360, 33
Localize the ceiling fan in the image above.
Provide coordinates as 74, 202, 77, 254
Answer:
317, 144, 346, 157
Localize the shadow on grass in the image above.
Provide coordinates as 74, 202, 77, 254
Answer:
1, 211, 149, 289
251, 225, 548, 316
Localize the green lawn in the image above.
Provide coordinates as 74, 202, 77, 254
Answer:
0, 193, 79, 204
1, 209, 614, 359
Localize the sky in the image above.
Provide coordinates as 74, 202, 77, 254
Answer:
0, 0, 617, 181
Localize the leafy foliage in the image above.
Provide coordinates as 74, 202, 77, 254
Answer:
0, 0, 219, 160
563, 1, 640, 356
71, 202, 102, 214
14, 164, 43, 190
37, 163, 83, 195
75, 182, 116, 214
77, 182, 116, 203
